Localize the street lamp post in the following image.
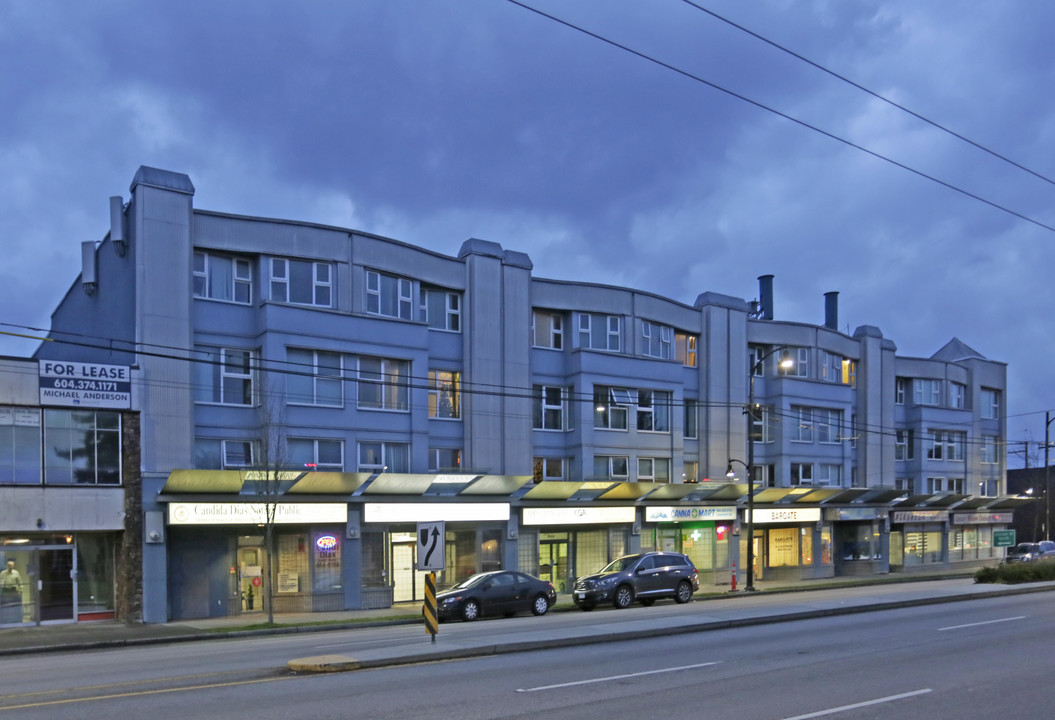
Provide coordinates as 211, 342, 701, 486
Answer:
1045, 412, 1055, 540
728, 346, 793, 592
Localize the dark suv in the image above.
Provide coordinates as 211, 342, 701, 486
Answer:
572, 551, 699, 610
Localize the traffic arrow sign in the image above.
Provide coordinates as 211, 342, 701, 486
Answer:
416, 521, 445, 571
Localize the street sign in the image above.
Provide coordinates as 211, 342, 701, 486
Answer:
993, 529, 1016, 548
423, 572, 438, 642
416, 521, 445, 571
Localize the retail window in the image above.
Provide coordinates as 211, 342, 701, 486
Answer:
43, 410, 120, 485
0, 406, 41, 484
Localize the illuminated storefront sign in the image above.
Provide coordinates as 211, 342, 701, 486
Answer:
824, 508, 884, 521
522, 507, 636, 526
952, 512, 1012, 525
745, 508, 821, 524
892, 510, 948, 523
645, 506, 736, 522
363, 503, 510, 523
315, 535, 338, 551
168, 503, 347, 525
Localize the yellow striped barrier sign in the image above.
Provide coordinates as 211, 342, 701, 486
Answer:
423, 572, 438, 641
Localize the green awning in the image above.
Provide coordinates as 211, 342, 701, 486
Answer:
286, 472, 374, 495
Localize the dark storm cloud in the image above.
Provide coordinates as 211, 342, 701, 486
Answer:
2, 0, 1055, 458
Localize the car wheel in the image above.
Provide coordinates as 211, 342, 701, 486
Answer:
462, 599, 480, 622
639, 598, 655, 606
675, 580, 693, 604
531, 594, 550, 616
614, 584, 634, 609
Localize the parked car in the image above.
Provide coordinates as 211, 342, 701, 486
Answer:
435, 571, 556, 622
1038, 540, 1055, 558
1006, 542, 1045, 563
572, 551, 699, 611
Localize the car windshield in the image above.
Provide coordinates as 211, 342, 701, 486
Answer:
600, 556, 641, 573
450, 573, 495, 590
1012, 544, 1035, 553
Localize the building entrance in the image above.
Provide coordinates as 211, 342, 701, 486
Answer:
538, 535, 568, 592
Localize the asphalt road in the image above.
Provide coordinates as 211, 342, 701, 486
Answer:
1, 592, 1053, 719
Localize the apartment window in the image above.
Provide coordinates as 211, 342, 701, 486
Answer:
269, 258, 332, 307
289, 439, 344, 471
533, 457, 565, 483
683, 460, 699, 483
637, 458, 671, 483
193, 251, 252, 304
357, 357, 410, 411
594, 386, 632, 430
365, 270, 413, 320
750, 405, 773, 444
195, 347, 254, 406
533, 385, 567, 431
531, 310, 564, 349
895, 429, 915, 461
593, 455, 629, 479
981, 436, 998, 464
420, 287, 461, 331
675, 332, 698, 367
637, 390, 671, 432
925, 477, 946, 494
684, 399, 698, 439
0, 407, 41, 484
790, 462, 814, 486
927, 430, 965, 461
816, 464, 841, 486
895, 478, 915, 494
950, 382, 966, 410
43, 410, 120, 485
895, 378, 907, 405
223, 440, 254, 467
287, 348, 343, 406
779, 348, 810, 378
428, 370, 461, 419
428, 448, 462, 472
642, 321, 672, 359
194, 439, 256, 469
749, 345, 766, 376
948, 478, 964, 494
850, 414, 857, 449
578, 313, 621, 351
982, 389, 1000, 420
913, 379, 942, 406
792, 406, 814, 443
817, 408, 843, 444
358, 442, 410, 473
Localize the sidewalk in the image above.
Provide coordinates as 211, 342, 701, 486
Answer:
1, 573, 1052, 663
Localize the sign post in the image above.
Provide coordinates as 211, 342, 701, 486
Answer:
993, 529, 1016, 548
416, 521, 444, 642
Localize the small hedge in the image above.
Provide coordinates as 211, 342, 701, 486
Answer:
975, 559, 1055, 584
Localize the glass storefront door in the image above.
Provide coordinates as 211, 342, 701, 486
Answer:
538, 535, 568, 593
39, 548, 74, 623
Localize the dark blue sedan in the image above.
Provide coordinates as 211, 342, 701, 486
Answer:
435, 571, 556, 621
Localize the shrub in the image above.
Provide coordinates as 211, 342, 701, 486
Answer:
974, 558, 1055, 584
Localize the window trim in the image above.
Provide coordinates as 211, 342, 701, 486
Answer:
269, 257, 334, 308
193, 251, 252, 305
428, 370, 462, 420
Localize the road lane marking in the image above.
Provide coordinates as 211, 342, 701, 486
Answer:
781, 688, 932, 719
938, 616, 1025, 631
516, 661, 720, 692
0, 675, 297, 712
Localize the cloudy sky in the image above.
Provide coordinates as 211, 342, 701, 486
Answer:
2, 1, 1054, 466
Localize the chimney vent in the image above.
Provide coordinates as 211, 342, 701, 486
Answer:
824, 291, 839, 330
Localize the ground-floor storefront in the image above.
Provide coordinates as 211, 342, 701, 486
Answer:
642, 506, 735, 585
737, 507, 834, 583
0, 533, 118, 626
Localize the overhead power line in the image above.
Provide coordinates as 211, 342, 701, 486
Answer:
679, 0, 1055, 190
505, 0, 1055, 234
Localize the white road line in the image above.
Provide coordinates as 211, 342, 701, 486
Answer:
938, 616, 1025, 631
781, 688, 932, 720
515, 661, 721, 692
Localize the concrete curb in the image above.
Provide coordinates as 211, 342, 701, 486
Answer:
285, 583, 1055, 673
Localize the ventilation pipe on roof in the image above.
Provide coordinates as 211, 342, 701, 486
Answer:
824, 291, 839, 330
758, 275, 774, 320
